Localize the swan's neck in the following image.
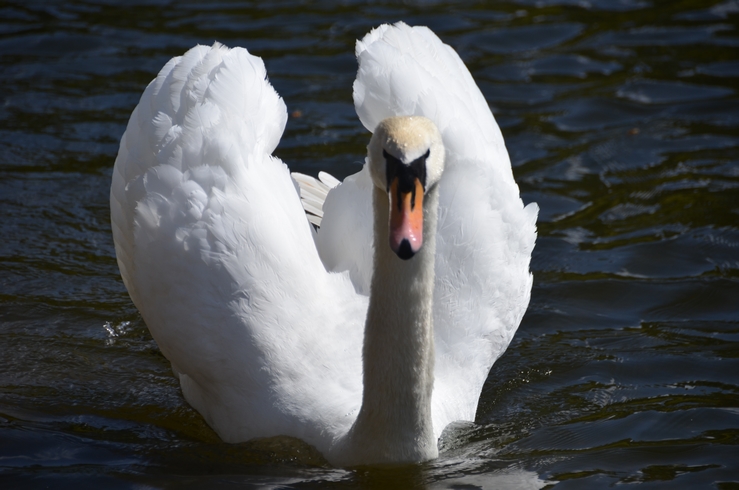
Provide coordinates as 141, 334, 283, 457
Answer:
337, 184, 440, 465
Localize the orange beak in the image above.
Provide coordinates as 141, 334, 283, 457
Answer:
388, 176, 424, 260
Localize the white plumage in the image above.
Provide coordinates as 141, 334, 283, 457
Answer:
111, 22, 537, 466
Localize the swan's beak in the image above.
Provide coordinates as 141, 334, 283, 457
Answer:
388, 176, 424, 260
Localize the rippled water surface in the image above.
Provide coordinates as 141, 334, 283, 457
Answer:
2, 1, 738, 488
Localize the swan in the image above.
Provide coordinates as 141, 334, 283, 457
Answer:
110, 22, 538, 466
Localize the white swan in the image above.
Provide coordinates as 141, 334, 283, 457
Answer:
110, 22, 537, 466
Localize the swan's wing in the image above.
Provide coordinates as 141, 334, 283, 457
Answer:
292, 171, 340, 227
312, 166, 375, 296
292, 170, 375, 296
354, 23, 538, 436
110, 43, 365, 452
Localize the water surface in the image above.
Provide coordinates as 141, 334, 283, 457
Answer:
1, 1, 738, 488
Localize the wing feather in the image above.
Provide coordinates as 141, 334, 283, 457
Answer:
110, 43, 365, 453
324, 22, 539, 435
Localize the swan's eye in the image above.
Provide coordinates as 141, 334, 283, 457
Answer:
383, 149, 429, 194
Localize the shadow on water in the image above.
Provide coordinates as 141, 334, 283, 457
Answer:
1, 0, 738, 488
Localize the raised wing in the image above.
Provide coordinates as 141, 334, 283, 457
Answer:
110, 43, 365, 452
340, 22, 538, 434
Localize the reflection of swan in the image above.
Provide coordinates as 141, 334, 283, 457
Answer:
110, 22, 537, 466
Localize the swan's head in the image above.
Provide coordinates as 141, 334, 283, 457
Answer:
368, 116, 445, 260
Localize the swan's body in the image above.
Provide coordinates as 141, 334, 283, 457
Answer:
111, 23, 537, 466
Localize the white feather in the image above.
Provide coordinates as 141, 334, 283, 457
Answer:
111, 22, 537, 465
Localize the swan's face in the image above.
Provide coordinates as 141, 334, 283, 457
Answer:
368, 116, 445, 260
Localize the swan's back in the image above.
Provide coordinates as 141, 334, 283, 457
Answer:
111, 43, 366, 452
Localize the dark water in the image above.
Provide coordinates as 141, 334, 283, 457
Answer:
1, 1, 738, 488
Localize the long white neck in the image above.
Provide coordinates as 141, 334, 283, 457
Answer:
332, 184, 440, 466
